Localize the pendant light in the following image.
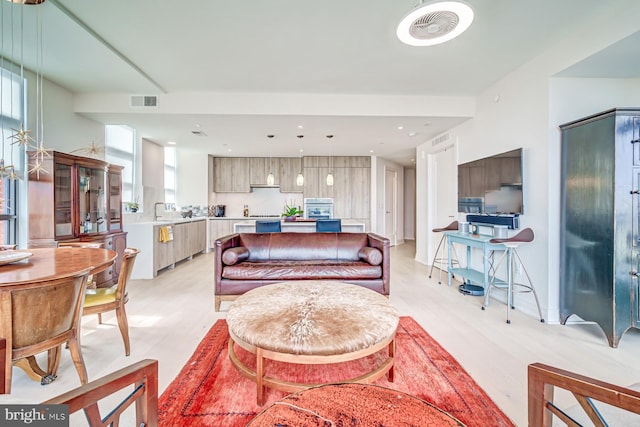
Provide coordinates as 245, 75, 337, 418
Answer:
326, 135, 334, 186
296, 138, 304, 186
266, 134, 275, 185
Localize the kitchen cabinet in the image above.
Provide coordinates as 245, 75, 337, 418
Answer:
303, 156, 370, 219
154, 219, 206, 274
559, 108, 640, 347
213, 157, 250, 192
207, 219, 233, 250
27, 151, 127, 287
250, 158, 280, 186
279, 157, 303, 193
458, 160, 486, 198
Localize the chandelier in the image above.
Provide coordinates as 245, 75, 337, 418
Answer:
0, 0, 51, 187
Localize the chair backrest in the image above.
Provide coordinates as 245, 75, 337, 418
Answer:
316, 219, 342, 232
255, 220, 281, 232
7, 269, 90, 358
115, 248, 140, 299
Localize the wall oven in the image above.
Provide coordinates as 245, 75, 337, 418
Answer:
304, 198, 334, 219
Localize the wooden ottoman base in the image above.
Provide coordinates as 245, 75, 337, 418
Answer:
226, 281, 399, 405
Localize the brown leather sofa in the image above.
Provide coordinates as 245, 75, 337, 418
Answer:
214, 232, 390, 311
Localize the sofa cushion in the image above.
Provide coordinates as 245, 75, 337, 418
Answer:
239, 232, 368, 261
222, 247, 250, 265
222, 260, 382, 281
358, 247, 383, 266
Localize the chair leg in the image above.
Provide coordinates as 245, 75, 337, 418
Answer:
513, 249, 545, 323
47, 345, 62, 375
98, 313, 103, 324
67, 336, 88, 385
215, 295, 221, 312
115, 306, 131, 356
428, 234, 446, 279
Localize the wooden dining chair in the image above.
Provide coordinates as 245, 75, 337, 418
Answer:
0, 268, 91, 394
82, 248, 140, 356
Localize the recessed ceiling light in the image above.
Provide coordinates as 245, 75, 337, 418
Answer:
227, 148, 232, 152
408, 132, 417, 137
397, 126, 404, 130
297, 125, 304, 129
168, 141, 176, 145
397, 1, 474, 47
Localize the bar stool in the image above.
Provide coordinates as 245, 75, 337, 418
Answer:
482, 228, 545, 324
428, 220, 460, 284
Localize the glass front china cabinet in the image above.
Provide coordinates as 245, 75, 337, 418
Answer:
28, 151, 127, 287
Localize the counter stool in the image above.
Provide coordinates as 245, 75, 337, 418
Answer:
482, 228, 544, 324
428, 220, 460, 284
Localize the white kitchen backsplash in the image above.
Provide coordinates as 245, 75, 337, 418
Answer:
210, 187, 303, 217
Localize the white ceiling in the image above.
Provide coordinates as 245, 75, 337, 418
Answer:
1, 0, 637, 165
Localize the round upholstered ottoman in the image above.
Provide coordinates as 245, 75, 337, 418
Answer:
226, 281, 399, 405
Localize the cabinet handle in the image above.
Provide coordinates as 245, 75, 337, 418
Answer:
631, 190, 640, 195
632, 138, 640, 144
630, 271, 640, 277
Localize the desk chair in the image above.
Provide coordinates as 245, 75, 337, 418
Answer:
1, 269, 91, 393
483, 228, 545, 324
316, 219, 341, 232
83, 248, 139, 356
428, 221, 460, 284
255, 220, 281, 232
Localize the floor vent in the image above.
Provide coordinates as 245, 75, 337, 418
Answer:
130, 95, 158, 108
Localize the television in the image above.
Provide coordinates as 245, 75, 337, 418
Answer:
457, 148, 523, 215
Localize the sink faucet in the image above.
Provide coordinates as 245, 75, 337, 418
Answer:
154, 202, 165, 221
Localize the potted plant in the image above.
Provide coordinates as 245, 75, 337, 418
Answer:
125, 201, 139, 213
281, 204, 303, 221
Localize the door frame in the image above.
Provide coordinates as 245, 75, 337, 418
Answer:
384, 168, 398, 246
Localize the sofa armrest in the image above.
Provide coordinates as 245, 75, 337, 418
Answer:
214, 233, 241, 294
367, 233, 390, 295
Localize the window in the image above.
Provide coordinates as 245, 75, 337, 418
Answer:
0, 66, 25, 246
105, 125, 135, 203
164, 147, 176, 204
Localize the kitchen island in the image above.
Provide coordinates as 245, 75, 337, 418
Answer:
233, 220, 366, 233
124, 217, 207, 279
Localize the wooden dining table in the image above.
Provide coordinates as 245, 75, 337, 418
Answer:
0, 247, 117, 286
0, 247, 118, 393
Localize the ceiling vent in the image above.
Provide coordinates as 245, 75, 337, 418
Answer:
432, 133, 450, 147
130, 95, 158, 108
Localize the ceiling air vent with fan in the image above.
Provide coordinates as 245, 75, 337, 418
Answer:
397, 1, 474, 46
130, 95, 158, 108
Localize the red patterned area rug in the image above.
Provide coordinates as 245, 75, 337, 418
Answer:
158, 317, 514, 427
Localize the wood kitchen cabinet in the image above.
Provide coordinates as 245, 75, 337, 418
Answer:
279, 157, 303, 193
303, 156, 370, 219
27, 151, 128, 287
213, 157, 250, 192
249, 158, 281, 186
153, 220, 206, 275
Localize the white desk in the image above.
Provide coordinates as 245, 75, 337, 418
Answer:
444, 231, 505, 289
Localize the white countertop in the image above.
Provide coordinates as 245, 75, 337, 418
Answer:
125, 216, 208, 226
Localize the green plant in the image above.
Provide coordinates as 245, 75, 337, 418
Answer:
281, 205, 303, 217
125, 201, 139, 212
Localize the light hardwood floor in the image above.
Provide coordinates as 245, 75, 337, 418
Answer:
2, 241, 640, 426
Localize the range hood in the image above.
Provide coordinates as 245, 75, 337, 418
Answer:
250, 184, 280, 189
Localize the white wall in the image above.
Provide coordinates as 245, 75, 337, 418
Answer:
175, 147, 209, 208
415, 5, 640, 323
403, 166, 416, 240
